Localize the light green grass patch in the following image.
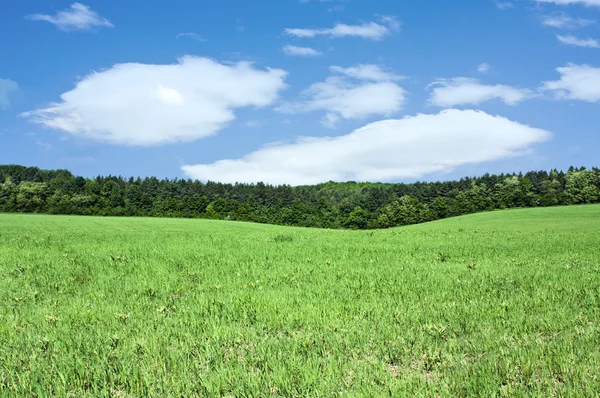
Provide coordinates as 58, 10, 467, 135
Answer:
1, 205, 600, 396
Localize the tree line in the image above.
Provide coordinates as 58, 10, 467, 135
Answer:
1, 164, 599, 229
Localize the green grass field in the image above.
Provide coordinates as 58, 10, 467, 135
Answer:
1, 206, 600, 397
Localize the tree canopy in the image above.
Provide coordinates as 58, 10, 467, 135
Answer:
1, 165, 599, 229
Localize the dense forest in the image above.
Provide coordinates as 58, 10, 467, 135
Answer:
1, 164, 599, 229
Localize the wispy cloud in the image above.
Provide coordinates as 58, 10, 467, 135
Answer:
0, 78, 20, 110
26, 3, 113, 32
176, 32, 206, 42
477, 63, 491, 73
295, 0, 348, 11
535, 0, 600, 6
556, 34, 600, 47
377, 15, 401, 31
427, 77, 534, 107
244, 120, 262, 128
284, 16, 400, 40
541, 12, 594, 29
35, 140, 53, 151
330, 64, 404, 81
236, 18, 245, 32
495, 2, 514, 9
283, 45, 322, 56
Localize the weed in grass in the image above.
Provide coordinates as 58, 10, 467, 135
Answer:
273, 234, 294, 243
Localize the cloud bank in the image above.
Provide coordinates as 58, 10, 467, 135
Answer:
182, 109, 551, 185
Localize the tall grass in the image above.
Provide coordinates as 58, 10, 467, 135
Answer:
1, 205, 600, 396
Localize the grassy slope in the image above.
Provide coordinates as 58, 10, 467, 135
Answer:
1, 206, 599, 396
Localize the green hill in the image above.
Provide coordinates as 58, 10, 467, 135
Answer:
1, 205, 599, 396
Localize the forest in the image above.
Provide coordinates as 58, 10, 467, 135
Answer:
1, 164, 599, 230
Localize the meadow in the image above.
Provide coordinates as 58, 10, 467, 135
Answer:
1, 205, 600, 397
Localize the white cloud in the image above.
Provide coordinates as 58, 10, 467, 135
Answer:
540, 63, 600, 101
329, 5, 346, 12
285, 22, 389, 39
299, 0, 348, 8
477, 63, 490, 73
177, 32, 206, 42
245, 120, 262, 128
155, 84, 185, 105
556, 34, 600, 47
496, 2, 514, 9
21, 56, 288, 146
26, 3, 113, 31
535, 0, 600, 6
541, 12, 594, 28
378, 15, 402, 31
282, 45, 322, 56
35, 140, 53, 151
276, 65, 406, 127
330, 64, 403, 81
284, 16, 399, 40
427, 77, 533, 107
181, 109, 551, 185
0, 78, 19, 110
236, 19, 245, 32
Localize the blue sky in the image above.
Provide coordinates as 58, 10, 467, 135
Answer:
1, 0, 599, 185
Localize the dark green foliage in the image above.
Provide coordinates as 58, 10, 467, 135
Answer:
1, 165, 599, 229
345, 206, 369, 230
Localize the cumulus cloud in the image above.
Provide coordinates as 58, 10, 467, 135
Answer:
284, 16, 399, 40
276, 64, 406, 127
541, 12, 594, 28
540, 63, 600, 101
181, 109, 551, 185
535, 0, 600, 6
0, 78, 20, 110
26, 3, 113, 31
556, 34, 600, 47
21, 56, 288, 146
283, 45, 322, 56
427, 77, 533, 107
